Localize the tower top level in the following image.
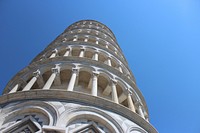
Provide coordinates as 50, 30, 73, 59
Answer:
0, 20, 157, 133
66, 20, 117, 40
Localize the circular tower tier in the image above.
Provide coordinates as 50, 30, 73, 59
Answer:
0, 20, 157, 133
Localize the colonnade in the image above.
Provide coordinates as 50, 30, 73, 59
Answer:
65, 28, 117, 50
68, 22, 115, 41
8, 66, 146, 120
61, 34, 123, 59
45, 47, 128, 78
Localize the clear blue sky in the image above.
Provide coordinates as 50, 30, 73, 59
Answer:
0, 0, 200, 132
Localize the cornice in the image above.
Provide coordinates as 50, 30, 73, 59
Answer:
0, 90, 157, 133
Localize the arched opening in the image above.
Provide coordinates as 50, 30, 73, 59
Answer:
98, 52, 107, 64
1, 107, 51, 133
16, 84, 23, 92
71, 47, 80, 57
78, 36, 85, 42
76, 70, 91, 94
108, 44, 115, 52
59, 47, 67, 56
67, 118, 110, 133
65, 112, 119, 133
60, 69, 71, 87
42, 70, 51, 84
110, 57, 117, 68
98, 75, 111, 100
89, 37, 97, 44
84, 50, 93, 59
31, 78, 39, 90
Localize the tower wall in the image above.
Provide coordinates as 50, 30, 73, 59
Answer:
0, 20, 157, 133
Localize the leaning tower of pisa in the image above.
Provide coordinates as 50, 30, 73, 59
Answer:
0, 20, 157, 133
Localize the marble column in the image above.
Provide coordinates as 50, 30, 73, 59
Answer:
127, 93, 136, 112
22, 70, 40, 91
64, 48, 71, 57
95, 40, 99, 44
50, 49, 58, 58
79, 49, 85, 57
93, 52, 98, 61
111, 79, 119, 104
73, 37, 78, 41
91, 72, 99, 96
107, 57, 112, 66
138, 104, 145, 119
118, 66, 123, 73
62, 38, 67, 42
42, 65, 60, 89
9, 84, 19, 93
84, 38, 88, 42
67, 68, 78, 91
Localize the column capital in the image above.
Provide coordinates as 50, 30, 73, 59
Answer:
33, 69, 40, 78
85, 35, 89, 38
94, 50, 99, 54
127, 88, 133, 94
92, 71, 99, 77
41, 54, 46, 59
135, 100, 143, 107
80, 48, 85, 51
107, 56, 111, 59
62, 38, 67, 42
111, 79, 117, 85
52, 49, 58, 53
66, 47, 71, 50
72, 68, 79, 74
52, 64, 61, 74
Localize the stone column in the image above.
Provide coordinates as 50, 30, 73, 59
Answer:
67, 68, 79, 91
73, 36, 78, 41
111, 79, 119, 104
50, 49, 58, 58
40, 54, 46, 61
22, 70, 40, 91
64, 48, 71, 57
138, 103, 145, 119
42, 65, 60, 90
93, 52, 98, 61
107, 57, 112, 66
127, 93, 136, 112
118, 66, 123, 73
91, 72, 99, 96
79, 48, 85, 57
9, 84, 19, 93
84, 37, 88, 42
62, 38, 67, 42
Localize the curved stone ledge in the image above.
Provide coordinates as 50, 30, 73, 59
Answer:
31, 45, 132, 80
66, 20, 117, 40
31, 41, 130, 77
61, 32, 120, 52
63, 28, 118, 46
0, 90, 157, 133
30, 42, 133, 82
3, 57, 147, 111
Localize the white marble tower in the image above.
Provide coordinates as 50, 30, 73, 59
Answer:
0, 20, 157, 133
